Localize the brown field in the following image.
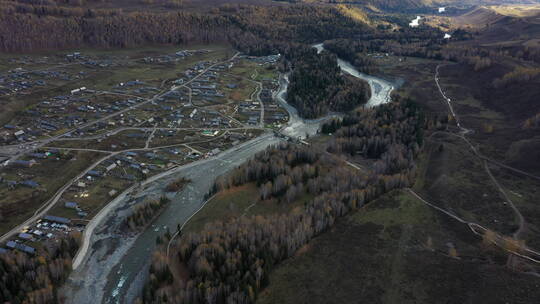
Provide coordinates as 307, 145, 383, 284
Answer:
257, 191, 540, 304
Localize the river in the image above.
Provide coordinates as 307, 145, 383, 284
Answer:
64, 43, 395, 304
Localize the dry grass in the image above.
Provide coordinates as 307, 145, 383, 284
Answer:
488, 4, 540, 17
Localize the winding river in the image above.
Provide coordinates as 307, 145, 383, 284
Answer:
65, 43, 397, 304
313, 43, 395, 108
275, 73, 339, 139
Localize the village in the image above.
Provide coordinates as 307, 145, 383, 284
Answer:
0, 46, 288, 256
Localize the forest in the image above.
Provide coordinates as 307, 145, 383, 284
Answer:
320, 29, 540, 85
0, 2, 371, 53
0, 234, 80, 304
322, 97, 424, 166
139, 98, 426, 303
2, 0, 540, 71
321, 26, 452, 71
286, 46, 371, 118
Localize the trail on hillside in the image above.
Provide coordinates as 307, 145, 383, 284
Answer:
433, 64, 536, 265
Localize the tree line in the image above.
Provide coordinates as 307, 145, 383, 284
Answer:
0, 9, 233, 52
493, 66, 540, 88
139, 98, 425, 303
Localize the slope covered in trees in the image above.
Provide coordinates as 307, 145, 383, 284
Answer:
0, 9, 233, 52
0, 234, 80, 304
292, 0, 521, 12
140, 99, 425, 303
0, 2, 371, 53
322, 97, 423, 166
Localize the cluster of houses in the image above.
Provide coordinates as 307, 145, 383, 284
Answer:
0, 67, 79, 96
238, 101, 262, 126
0, 125, 41, 144
188, 66, 234, 106
202, 115, 232, 128
236, 78, 289, 127
0, 50, 145, 99
0, 149, 61, 191
184, 58, 234, 80
244, 54, 281, 65
0, 89, 152, 144
1, 178, 40, 190
65, 52, 122, 69
77, 150, 172, 188
0, 49, 189, 144
142, 49, 211, 64
0, 215, 77, 256
0, 51, 291, 257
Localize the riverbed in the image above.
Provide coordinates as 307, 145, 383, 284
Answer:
64, 134, 282, 304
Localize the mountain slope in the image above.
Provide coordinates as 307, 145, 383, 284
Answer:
306, 0, 540, 11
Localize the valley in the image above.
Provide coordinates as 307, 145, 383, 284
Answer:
0, 0, 539, 304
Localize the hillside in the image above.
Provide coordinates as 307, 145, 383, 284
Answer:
0, 1, 371, 53
447, 4, 540, 50
300, 0, 540, 12
454, 6, 508, 26
454, 4, 540, 26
